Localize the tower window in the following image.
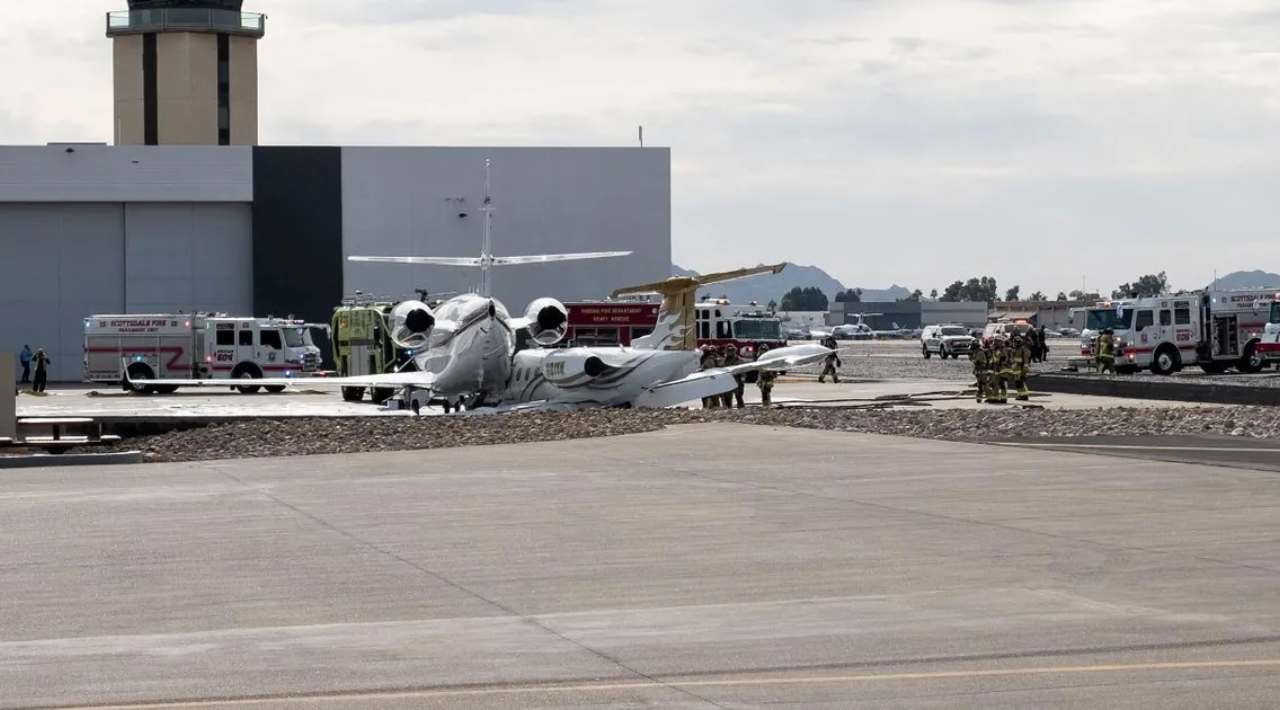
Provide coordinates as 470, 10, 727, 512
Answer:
143, 33, 158, 145
217, 34, 230, 145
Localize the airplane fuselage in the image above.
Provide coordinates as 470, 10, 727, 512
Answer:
414, 293, 514, 403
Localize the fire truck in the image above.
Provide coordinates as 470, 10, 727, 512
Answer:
330, 294, 418, 403
84, 314, 323, 394
563, 300, 786, 357
1256, 295, 1280, 358
1078, 289, 1278, 375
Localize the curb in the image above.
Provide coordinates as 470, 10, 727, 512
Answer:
0, 451, 144, 469
1030, 374, 1280, 406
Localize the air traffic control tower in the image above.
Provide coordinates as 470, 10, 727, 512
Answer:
106, 0, 265, 145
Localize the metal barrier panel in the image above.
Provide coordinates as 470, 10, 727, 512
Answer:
0, 353, 14, 440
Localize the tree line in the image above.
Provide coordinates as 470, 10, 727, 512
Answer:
774, 272, 1172, 311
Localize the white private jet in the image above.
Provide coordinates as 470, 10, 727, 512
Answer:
133, 161, 833, 411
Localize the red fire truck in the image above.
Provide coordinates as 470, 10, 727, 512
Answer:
563, 300, 787, 357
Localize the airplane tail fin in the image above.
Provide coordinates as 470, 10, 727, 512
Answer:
612, 263, 786, 350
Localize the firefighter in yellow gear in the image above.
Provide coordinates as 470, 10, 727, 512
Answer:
700, 346, 720, 409
987, 338, 1010, 404
757, 369, 777, 407
970, 341, 990, 403
1096, 329, 1117, 375
1010, 334, 1032, 401
721, 345, 746, 408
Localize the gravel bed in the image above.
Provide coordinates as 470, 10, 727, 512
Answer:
87, 405, 1280, 463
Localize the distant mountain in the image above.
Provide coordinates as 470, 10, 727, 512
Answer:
1210, 270, 1280, 290
671, 263, 911, 306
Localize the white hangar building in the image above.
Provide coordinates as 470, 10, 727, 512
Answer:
0, 145, 670, 382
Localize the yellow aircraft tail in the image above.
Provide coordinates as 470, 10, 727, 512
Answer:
611, 263, 787, 350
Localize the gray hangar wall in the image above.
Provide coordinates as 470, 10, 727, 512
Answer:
0, 147, 254, 381
341, 147, 671, 311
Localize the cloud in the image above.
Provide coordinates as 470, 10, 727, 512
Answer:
0, 0, 1278, 294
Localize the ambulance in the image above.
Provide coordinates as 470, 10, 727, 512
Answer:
1079, 289, 1277, 375
84, 314, 324, 393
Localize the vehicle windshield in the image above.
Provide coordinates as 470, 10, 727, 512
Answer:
733, 319, 782, 340
283, 328, 307, 348
940, 327, 968, 336
1272, 303, 1280, 325
1086, 308, 1134, 331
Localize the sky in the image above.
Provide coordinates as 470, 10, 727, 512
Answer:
2, 0, 1279, 297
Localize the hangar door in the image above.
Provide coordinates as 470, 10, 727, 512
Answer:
0, 204, 125, 382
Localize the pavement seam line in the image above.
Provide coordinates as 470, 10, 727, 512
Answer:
30, 659, 1280, 708
208, 465, 731, 710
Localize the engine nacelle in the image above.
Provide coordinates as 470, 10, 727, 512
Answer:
524, 297, 569, 347
389, 300, 435, 350
541, 351, 614, 385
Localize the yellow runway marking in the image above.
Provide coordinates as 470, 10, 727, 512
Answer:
61, 659, 1280, 708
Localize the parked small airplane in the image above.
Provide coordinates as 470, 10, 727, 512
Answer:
133, 161, 832, 411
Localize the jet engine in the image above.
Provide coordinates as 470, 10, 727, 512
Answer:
524, 297, 569, 347
389, 300, 435, 350
540, 351, 617, 385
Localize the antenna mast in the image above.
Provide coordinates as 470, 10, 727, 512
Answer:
480, 158, 494, 297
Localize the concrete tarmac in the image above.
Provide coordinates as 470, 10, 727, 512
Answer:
5, 424, 1280, 708
992, 434, 1280, 472
16, 378, 1208, 423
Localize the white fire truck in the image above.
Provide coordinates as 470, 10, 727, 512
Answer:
1257, 295, 1280, 358
1079, 290, 1278, 375
84, 314, 323, 394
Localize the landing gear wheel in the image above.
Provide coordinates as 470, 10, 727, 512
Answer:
154, 385, 180, 395
341, 387, 365, 402
264, 385, 287, 394
1199, 361, 1229, 374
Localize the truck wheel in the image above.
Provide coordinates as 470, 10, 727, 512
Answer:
126, 363, 157, 395
232, 365, 262, 394
264, 385, 287, 394
372, 361, 416, 404
1150, 346, 1179, 376
922, 346, 931, 360
341, 387, 365, 402
1238, 342, 1265, 373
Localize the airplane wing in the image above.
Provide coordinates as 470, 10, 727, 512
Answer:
128, 369, 437, 391
719, 343, 834, 376
491, 251, 631, 265
347, 256, 482, 266
633, 344, 833, 408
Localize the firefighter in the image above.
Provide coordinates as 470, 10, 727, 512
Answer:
757, 368, 777, 407
721, 345, 746, 409
987, 338, 1009, 404
970, 340, 990, 403
818, 336, 841, 384
700, 346, 720, 409
31, 348, 51, 394
1097, 328, 1117, 375
1011, 334, 1032, 401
